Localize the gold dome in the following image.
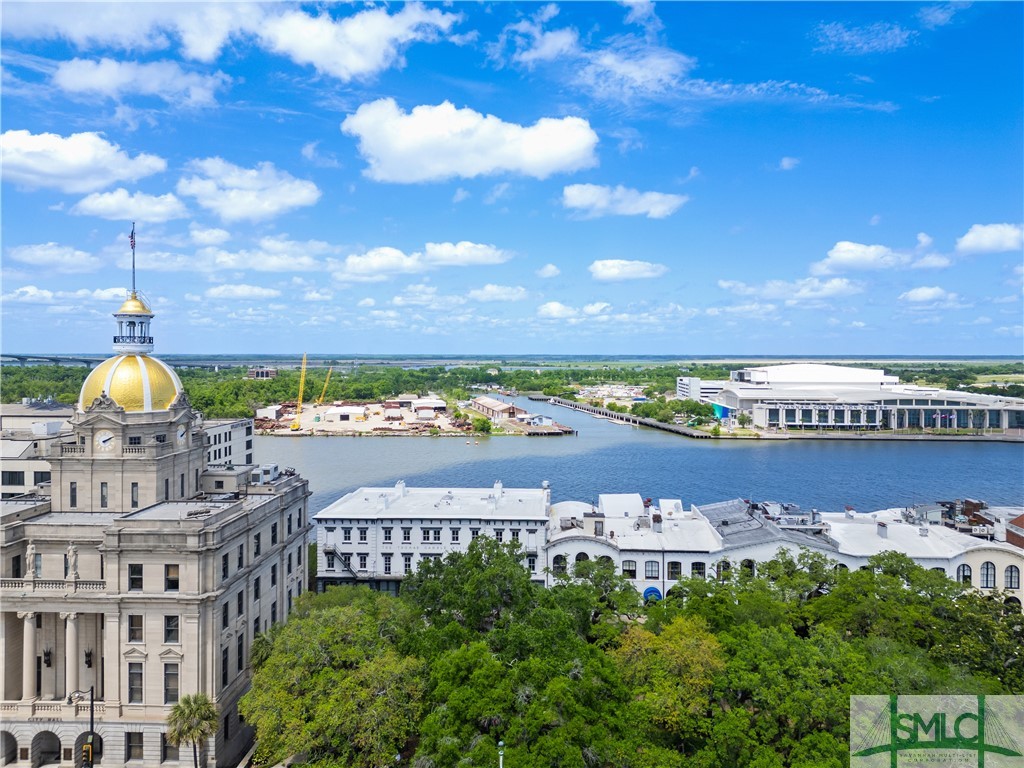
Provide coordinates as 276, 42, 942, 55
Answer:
79, 355, 183, 412
115, 292, 153, 316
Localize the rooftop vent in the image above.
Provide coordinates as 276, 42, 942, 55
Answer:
918, 527, 930, 537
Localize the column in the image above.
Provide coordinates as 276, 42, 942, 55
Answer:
62, 612, 79, 697
18, 612, 35, 700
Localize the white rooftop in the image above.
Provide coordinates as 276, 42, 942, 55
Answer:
737, 363, 897, 386
315, 481, 550, 522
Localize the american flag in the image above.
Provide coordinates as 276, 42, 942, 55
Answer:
129, 224, 136, 251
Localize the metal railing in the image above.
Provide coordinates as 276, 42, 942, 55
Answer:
113, 336, 153, 344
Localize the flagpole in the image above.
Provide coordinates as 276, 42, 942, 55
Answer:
130, 223, 136, 294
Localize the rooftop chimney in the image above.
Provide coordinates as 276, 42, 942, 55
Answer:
877, 521, 888, 538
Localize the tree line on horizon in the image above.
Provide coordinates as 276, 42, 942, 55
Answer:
240, 540, 1023, 768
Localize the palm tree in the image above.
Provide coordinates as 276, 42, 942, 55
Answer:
167, 693, 219, 768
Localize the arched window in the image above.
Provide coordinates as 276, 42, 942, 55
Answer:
552, 555, 567, 575
597, 555, 613, 565
621, 560, 637, 579
667, 561, 682, 580
1005, 565, 1021, 591
956, 564, 972, 585
691, 562, 706, 579
1005, 597, 1021, 609
930, 567, 946, 575
741, 559, 756, 576
980, 561, 996, 589
645, 561, 659, 580
575, 552, 590, 563
717, 560, 731, 580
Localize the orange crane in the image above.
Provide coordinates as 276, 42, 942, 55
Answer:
290, 353, 307, 431
316, 366, 333, 406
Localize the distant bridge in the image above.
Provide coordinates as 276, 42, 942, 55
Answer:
1, 354, 108, 368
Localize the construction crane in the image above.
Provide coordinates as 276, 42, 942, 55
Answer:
290, 353, 307, 431
315, 367, 333, 406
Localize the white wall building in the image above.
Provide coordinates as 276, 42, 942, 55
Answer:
675, 377, 727, 403
314, 481, 551, 594
1, 282, 310, 768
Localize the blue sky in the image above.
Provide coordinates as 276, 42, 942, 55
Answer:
2, 1, 1022, 356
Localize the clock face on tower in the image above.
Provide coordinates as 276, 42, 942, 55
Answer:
176, 425, 187, 445
94, 429, 115, 452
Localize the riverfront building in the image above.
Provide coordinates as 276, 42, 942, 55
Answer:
707, 363, 1024, 432
314, 484, 1023, 608
0, 288, 310, 767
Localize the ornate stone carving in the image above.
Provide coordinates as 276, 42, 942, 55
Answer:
85, 391, 125, 413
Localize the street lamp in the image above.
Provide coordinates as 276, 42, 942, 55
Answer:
66, 686, 94, 768
498, 740, 504, 768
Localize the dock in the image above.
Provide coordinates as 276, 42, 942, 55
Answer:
547, 398, 713, 438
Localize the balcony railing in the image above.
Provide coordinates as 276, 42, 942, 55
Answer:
61, 444, 86, 455
1, 578, 106, 592
113, 335, 154, 344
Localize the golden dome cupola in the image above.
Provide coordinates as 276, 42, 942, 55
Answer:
113, 291, 155, 354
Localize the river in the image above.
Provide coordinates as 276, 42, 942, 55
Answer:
254, 396, 1024, 515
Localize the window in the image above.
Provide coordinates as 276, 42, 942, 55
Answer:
128, 663, 143, 703
451, 528, 460, 543
527, 555, 537, 572
287, 515, 292, 535
358, 527, 367, 542
271, 601, 277, 624
237, 591, 244, 616
221, 647, 229, 687
214, 480, 224, 490
471, 528, 480, 540
422, 528, 431, 542
129, 436, 142, 446
69, 482, 77, 508
692, 562, 706, 579
156, 434, 166, 443
1006, 565, 1021, 590
594, 521, 604, 537
341, 554, 351, 568
326, 553, 335, 570
254, 533, 261, 556
12, 555, 21, 579
271, 523, 278, 545
161, 735, 179, 763
254, 577, 261, 600
33, 553, 42, 578
980, 561, 996, 589
383, 528, 393, 542
287, 553, 293, 575
237, 634, 244, 672
495, 529, 504, 542
287, 588, 292, 611
126, 732, 144, 760
164, 663, 179, 704
717, 561, 732, 580
403, 554, 412, 574
511, 529, 520, 542
253, 616, 260, 637
621, 560, 637, 579
432, 528, 442, 542
667, 561, 682, 580
1, 470, 25, 485
237, 545, 244, 570
297, 546, 302, 565
358, 554, 367, 570
164, 477, 169, 501
342, 527, 352, 542
164, 615, 179, 643
165, 564, 179, 591
271, 564, 277, 586
179, 473, 184, 497
402, 527, 411, 542
552, 555, 567, 574
131, 482, 139, 509
222, 554, 229, 581
129, 563, 143, 591
645, 561, 660, 580
64, 553, 69, 578
33, 471, 50, 485
383, 554, 392, 574
128, 614, 143, 642
222, 603, 229, 629
957, 564, 973, 585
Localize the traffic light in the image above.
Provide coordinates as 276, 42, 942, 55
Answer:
82, 743, 92, 768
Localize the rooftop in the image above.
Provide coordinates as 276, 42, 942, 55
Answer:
315, 481, 549, 522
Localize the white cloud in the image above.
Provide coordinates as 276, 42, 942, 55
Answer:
3, 285, 57, 304
467, 284, 527, 302
955, 223, 1023, 254
995, 325, 1023, 337
303, 289, 333, 301
562, 184, 688, 219
899, 285, 956, 303
918, 4, 967, 30
300, 141, 341, 169
4, 285, 137, 304
537, 301, 577, 319
0, 130, 166, 193
911, 254, 952, 269
484, 182, 512, 205
205, 284, 281, 299
176, 157, 321, 222
258, 3, 459, 82
869, 214, 882, 226
340, 98, 598, 183
577, 38, 696, 102
70, 188, 188, 223
916, 232, 933, 249
357, 297, 376, 308
6, 242, 101, 273
452, 187, 470, 203
778, 156, 800, 171
814, 22, 917, 54
53, 58, 230, 107
333, 246, 422, 281
424, 241, 511, 266
190, 225, 230, 246
392, 283, 465, 310
582, 301, 611, 315
719, 276, 863, 305
197, 236, 335, 272
705, 302, 778, 317
536, 263, 561, 278
810, 241, 910, 275
589, 259, 669, 281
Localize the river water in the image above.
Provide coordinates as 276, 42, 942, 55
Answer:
254, 397, 1024, 515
